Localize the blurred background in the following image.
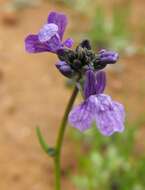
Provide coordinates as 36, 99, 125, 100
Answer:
0, 0, 145, 190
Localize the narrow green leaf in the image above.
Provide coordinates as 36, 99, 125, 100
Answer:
36, 127, 56, 157
36, 126, 49, 154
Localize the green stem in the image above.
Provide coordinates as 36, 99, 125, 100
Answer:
54, 85, 79, 190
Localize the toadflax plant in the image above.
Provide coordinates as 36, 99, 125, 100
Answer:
25, 11, 125, 190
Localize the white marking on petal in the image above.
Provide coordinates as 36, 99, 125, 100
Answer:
38, 23, 59, 43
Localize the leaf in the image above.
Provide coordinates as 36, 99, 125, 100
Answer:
36, 126, 55, 157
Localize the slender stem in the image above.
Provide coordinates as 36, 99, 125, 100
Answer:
54, 85, 79, 190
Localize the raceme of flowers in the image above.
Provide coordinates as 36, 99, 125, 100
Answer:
25, 11, 125, 136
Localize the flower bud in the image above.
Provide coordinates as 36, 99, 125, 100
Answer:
56, 61, 74, 78
98, 49, 119, 64
63, 38, 74, 48
79, 39, 91, 50
72, 59, 82, 70
57, 48, 75, 63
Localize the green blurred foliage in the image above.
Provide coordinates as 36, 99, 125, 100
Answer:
52, 0, 145, 55
50, 0, 90, 8
50, 0, 73, 5
89, 2, 132, 53
71, 120, 145, 190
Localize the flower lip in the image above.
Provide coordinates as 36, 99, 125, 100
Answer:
38, 23, 59, 43
95, 94, 125, 136
25, 34, 50, 53
69, 70, 125, 135
69, 93, 125, 136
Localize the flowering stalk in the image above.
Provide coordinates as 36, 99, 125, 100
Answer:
54, 85, 79, 190
25, 11, 125, 190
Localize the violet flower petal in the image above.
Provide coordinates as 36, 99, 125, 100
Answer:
69, 96, 97, 132
45, 35, 61, 53
25, 34, 50, 53
84, 70, 96, 99
38, 23, 59, 43
95, 94, 125, 136
48, 12, 67, 40
96, 71, 106, 94
113, 101, 125, 122
25, 34, 61, 53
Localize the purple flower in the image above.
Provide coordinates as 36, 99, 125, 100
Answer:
25, 12, 73, 53
69, 70, 125, 136
98, 49, 119, 64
